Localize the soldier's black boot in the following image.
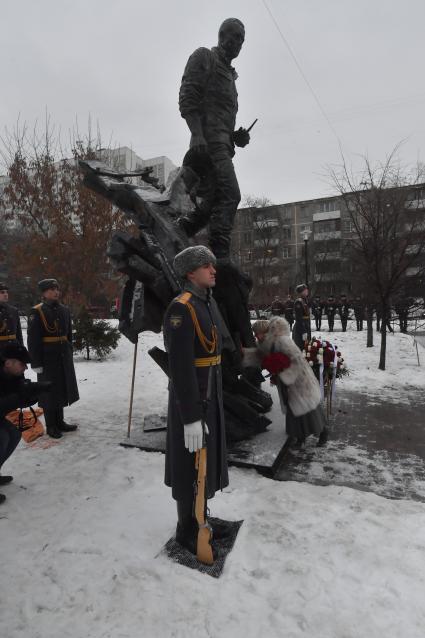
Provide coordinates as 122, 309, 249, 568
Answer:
0, 493, 6, 504
44, 410, 63, 439
175, 498, 198, 554
58, 409, 78, 432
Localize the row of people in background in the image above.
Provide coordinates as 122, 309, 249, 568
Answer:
269, 292, 417, 334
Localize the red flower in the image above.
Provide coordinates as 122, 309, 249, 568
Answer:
262, 352, 291, 374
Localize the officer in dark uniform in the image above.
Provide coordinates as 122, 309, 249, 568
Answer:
27, 279, 79, 439
0, 283, 23, 349
283, 294, 294, 330
311, 295, 323, 331
395, 298, 409, 333
353, 297, 365, 331
271, 296, 285, 316
292, 284, 311, 350
178, 18, 250, 257
338, 294, 350, 332
164, 246, 228, 553
326, 295, 337, 332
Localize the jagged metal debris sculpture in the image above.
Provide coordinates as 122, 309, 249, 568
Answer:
79, 158, 272, 442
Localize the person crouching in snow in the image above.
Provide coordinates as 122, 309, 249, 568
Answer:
246, 317, 328, 448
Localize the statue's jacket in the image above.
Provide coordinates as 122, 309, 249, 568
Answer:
27, 301, 79, 410
0, 302, 23, 347
179, 46, 238, 155
163, 282, 228, 501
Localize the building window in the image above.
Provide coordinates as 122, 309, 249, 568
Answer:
282, 227, 291, 240
300, 224, 311, 234
244, 232, 251, 243
282, 247, 291, 259
343, 220, 355, 233
319, 200, 339, 213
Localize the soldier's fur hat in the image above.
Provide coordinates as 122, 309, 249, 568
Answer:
38, 278, 59, 292
173, 246, 216, 278
0, 343, 31, 364
0, 282, 9, 291
295, 283, 308, 293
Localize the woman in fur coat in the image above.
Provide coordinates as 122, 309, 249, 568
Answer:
245, 316, 328, 447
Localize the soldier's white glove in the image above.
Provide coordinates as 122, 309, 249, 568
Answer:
184, 420, 209, 453
302, 333, 308, 341
33, 367, 44, 374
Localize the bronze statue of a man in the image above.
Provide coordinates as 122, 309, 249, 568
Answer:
178, 18, 250, 258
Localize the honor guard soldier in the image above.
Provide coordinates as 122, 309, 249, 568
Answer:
338, 294, 350, 332
325, 295, 337, 332
311, 295, 323, 331
271, 296, 285, 317
292, 283, 311, 350
0, 283, 23, 349
353, 297, 365, 331
164, 246, 229, 554
283, 294, 295, 330
27, 279, 79, 439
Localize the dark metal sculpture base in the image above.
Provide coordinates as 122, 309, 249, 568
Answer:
161, 517, 243, 578
121, 385, 290, 475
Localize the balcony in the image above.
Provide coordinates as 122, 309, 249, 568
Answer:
406, 199, 425, 210
314, 251, 341, 261
256, 219, 279, 228
313, 210, 341, 222
313, 230, 342, 241
253, 238, 280, 247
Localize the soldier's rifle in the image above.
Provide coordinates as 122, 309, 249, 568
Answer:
194, 364, 214, 565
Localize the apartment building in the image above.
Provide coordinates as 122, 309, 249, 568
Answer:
232, 186, 425, 304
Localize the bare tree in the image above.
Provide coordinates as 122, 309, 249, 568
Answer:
0, 118, 129, 311
330, 150, 425, 369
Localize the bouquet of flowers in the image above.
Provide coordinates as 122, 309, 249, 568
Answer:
303, 338, 348, 379
261, 352, 291, 375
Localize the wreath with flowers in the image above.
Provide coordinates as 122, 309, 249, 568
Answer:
303, 337, 349, 415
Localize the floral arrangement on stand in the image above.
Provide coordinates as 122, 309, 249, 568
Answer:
303, 338, 349, 416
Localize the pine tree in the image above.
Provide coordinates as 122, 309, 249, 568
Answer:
73, 307, 120, 360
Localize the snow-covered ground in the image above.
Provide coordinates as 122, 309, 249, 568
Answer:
1, 327, 425, 638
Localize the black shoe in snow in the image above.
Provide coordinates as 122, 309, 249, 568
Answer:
0, 476, 13, 485
59, 422, 78, 432
317, 428, 329, 447
0, 493, 6, 504
47, 428, 63, 439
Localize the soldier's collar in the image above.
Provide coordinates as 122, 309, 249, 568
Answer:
184, 281, 209, 301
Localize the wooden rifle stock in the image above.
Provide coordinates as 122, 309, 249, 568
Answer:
194, 447, 214, 565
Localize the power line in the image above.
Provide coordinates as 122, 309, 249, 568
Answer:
261, 0, 343, 151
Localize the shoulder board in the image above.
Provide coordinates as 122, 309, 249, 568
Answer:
176, 292, 192, 305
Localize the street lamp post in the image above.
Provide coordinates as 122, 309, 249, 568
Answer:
301, 229, 312, 289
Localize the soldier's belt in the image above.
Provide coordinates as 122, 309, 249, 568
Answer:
194, 355, 221, 367
0, 334, 16, 341
303, 315, 310, 319
42, 336, 68, 343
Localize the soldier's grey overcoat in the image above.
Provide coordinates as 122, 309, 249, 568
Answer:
163, 282, 228, 501
27, 301, 79, 410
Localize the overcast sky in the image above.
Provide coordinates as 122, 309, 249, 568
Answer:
1, 0, 425, 204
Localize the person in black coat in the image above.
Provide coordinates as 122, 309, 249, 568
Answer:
271, 296, 285, 316
338, 294, 350, 332
325, 296, 337, 332
164, 246, 228, 554
0, 283, 23, 349
353, 297, 365, 331
311, 295, 323, 331
283, 294, 295, 329
292, 283, 311, 350
0, 344, 47, 504
27, 279, 79, 439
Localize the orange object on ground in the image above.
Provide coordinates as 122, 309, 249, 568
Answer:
6, 408, 45, 443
